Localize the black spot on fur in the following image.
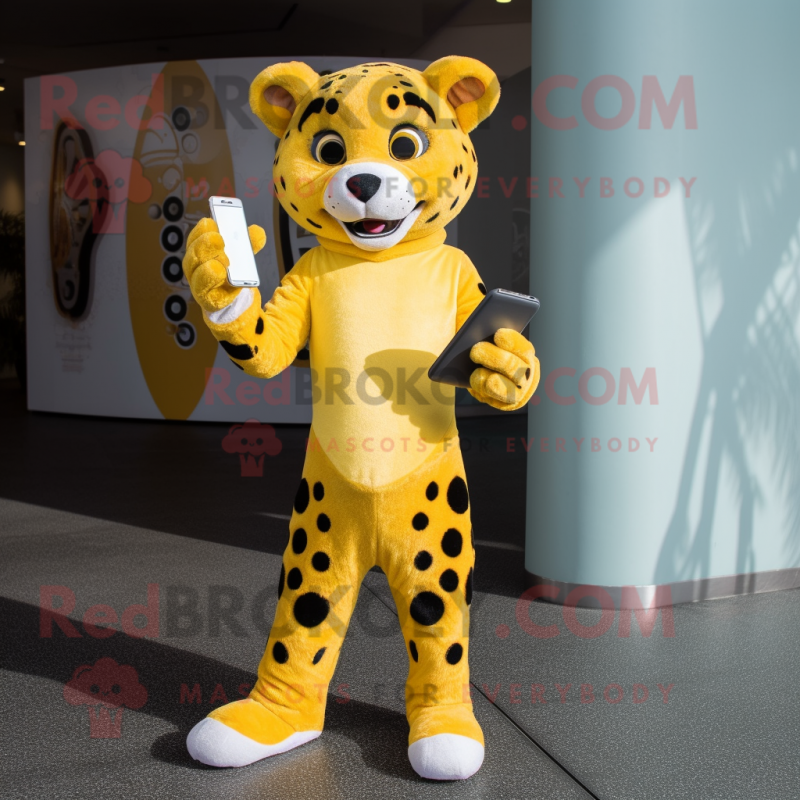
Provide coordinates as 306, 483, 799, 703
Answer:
294, 592, 330, 628
446, 643, 463, 665
466, 567, 473, 605
462, 144, 468, 153
313, 647, 326, 664
450, 196, 460, 210
465, 175, 471, 190
409, 640, 419, 662
447, 476, 470, 513
306, 218, 323, 229
220, 341, 254, 360
415, 551, 433, 571
335, 90, 343, 94
525, 367, 531, 380
325, 98, 339, 114
254, 346, 258, 354
426, 481, 439, 501
317, 513, 331, 532
478, 282, 486, 295
292, 528, 307, 555
294, 479, 310, 513
439, 569, 459, 592
425, 212, 440, 223
400, 80, 413, 87
452, 120, 457, 129
298, 97, 325, 132
442, 528, 463, 558
387, 94, 400, 110
459, 164, 463, 174
471, 150, 476, 162
313, 481, 324, 501
284, 131, 290, 140
403, 92, 436, 123
338, 75, 346, 80
362, 69, 369, 73
320, 80, 333, 90
255, 317, 264, 335
280, 176, 286, 189
453, 166, 458, 180
291, 202, 298, 211
278, 564, 285, 597
312, 551, 330, 571
412, 512, 429, 531
287, 567, 303, 590
410, 592, 445, 626
273, 641, 289, 663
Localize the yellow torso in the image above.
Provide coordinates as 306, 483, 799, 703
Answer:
305, 243, 465, 488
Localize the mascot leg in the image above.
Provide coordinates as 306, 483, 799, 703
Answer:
380, 443, 484, 780
187, 431, 373, 767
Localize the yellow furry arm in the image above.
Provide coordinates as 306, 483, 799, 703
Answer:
204, 265, 311, 380
183, 217, 311, 379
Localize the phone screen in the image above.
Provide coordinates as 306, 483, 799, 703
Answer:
212, 202, 260, 287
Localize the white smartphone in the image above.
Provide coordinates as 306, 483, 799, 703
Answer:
208, 196, 260, 287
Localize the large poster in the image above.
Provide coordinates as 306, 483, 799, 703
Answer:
25, 57, 437, 422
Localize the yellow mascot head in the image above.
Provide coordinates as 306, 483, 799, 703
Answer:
249, 57, 500, 252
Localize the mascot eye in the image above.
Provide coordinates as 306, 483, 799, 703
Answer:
389, 127, 427, 160
312, 132, 346, 165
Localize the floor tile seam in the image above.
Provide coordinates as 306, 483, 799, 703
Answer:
360, 580, 602, 799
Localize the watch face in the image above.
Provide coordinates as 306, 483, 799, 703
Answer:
126, 59, 232, 420
50, 123, 100, 320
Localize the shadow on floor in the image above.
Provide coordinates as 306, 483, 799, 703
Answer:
1, 594, 416, 781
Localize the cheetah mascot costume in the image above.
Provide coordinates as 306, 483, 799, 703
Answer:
183, 57, 540, 780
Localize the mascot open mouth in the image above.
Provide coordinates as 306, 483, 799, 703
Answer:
345, 218, 403, 237
338, 201, 425, 244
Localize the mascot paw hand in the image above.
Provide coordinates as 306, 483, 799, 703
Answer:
182, 219, 267, 312
468, 328, 540, 411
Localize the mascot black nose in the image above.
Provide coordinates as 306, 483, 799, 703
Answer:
346, 173, 381, 203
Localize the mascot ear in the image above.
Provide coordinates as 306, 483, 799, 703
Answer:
250, 62, 321, 137
423, 56, 500, 133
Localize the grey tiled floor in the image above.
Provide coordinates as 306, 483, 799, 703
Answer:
1, 380, 798, 799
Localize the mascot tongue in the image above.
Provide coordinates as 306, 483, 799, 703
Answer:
362, 219, 386, 234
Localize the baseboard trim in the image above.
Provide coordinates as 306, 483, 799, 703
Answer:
524, 567, 800, 609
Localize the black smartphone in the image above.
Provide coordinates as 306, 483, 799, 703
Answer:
428, 288, 540, 388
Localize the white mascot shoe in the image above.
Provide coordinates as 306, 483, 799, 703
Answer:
408, 733, 485, 780
187, 718, 320, 768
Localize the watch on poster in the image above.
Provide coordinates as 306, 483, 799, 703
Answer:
181, 57, 541, 781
